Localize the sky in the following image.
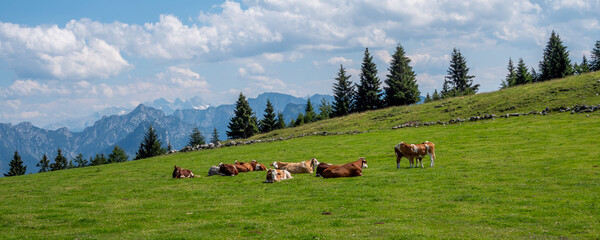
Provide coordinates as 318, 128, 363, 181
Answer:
1, 0, 599, 129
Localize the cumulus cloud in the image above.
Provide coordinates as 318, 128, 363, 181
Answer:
326, 57, 353, 65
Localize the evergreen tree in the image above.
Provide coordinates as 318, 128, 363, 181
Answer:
108, 146, 128, 163
37, 154, 50, 172
226, 93, 258, 139
531, 68, 540, 82
259, 100, 277, 133
384, 43, 420, 106
317, 98, 333, 120
538, 31, 573, 81
4, 150, 26, 176
354, 48, 383, 111
442, 48, 479, 98
501, 58, 516, 88
91, 153, 108, 166
288, 118, 296, 128
210, 127, 220, 144
514, 58, 532, 85
574, 55, 590, 75
591, 40, 600, 71
432, 89, 441, 101
67, 160, 75, 169
50, 148, 68, 171
424, 93, 432, 103
188, 127, 206, 147
332, 65, 354, 117
294, 113, 304, 127
135, 125, 166, 160
73, 153, 87, 168
303, 98, 317, 123
275, 112, 286, 130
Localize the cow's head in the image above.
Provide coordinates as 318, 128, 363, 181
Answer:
266, 169, 277, 183
254, 163, 263, 171
359, 157, 368, 168
311, 158, 320, 168
251, 159, 257, 163
271, 161, 278, 168
173, 165, 181, 178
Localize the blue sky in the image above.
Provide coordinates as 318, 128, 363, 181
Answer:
1, 0, 599, 129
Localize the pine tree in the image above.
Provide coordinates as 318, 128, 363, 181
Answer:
108, 146, 128, 163
501, 58, 516, 88
424, 93, 432, 103
288, 118, 296, 128
574, 55, 590, 75
91, 153, 108, 166
275, 112, 286, 130
432, 89, 441, 101
210, 127, 220, 144
303, 98, 317, 123
591, 40, 600, 71
37, 154, 50, 172
226, 93, 258, 139
317, 98, 333, 120
514, 58, 532, 85
384, 43, 420, 106
332, 65, 354, 117
4, 150, 26, 176
50, 148, 68, 171
354, 48, 383, 111
442, 48, 479, 98
188, 127, 206, 147
135, 125, 166, 160
294, 113, 304, 127
531, 68, 540, 82
259, 100, 277, 133
67, 160, 75, 169
73, 153, 87, 168
538, 30, 573, 81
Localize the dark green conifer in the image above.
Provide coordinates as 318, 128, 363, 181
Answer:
108, 146, 128, 163
354, 48, 383, 111
259, 100, 277, 133
37, 154, 50, 172
50, 148, 68, 171
210, 127, 220, 144
384, 43, 420, 106
538, 31, 573, 81
4, 150, 26, 176
188, 127, 206, 147
135, 125, 166, 160
226, 93, 258, 139
442, 48, 479, 98
332, 65, 354, 117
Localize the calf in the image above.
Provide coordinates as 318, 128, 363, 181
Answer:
173, 165, 194, 178
265, 168, 293, 183
234, 160, 253, 172
207, 166, 220, 176
394, 141, 436, 168
218, 162, 239, 176
250, 160, 267, 171
321, 157, 368, 178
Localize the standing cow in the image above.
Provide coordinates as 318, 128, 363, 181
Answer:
394, 141, 436, 168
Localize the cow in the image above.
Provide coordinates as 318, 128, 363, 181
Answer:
218, 162, 239, 176
234, 160, 253, 172
173, 165, 194, 178
272, 158, 318, 174
321, 157, 368, 178
315, 162, 333, 177
250, 160, 267, 171
394, 141, 436, 168
265, 168, 293, 183
207, 165, 221, 176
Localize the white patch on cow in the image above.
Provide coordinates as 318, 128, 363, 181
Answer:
272, 161, 278, 168
255, 165, 261, 171
190, 173, 194, 177
411, 144, 418, 153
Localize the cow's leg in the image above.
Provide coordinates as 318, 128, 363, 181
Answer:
409, 157, 414, 168
420, 157, 424, 168
396, 154, 402, 169
429, 153, 434, 167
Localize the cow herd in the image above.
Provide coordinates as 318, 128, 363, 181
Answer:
173, 141, 437, 183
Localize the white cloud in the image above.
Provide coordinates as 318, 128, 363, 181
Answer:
408, 53, 450, 67
262, 52, 284, 62
326, 57, 353, 65
375, 50, 391, 64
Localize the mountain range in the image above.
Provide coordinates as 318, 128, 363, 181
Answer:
0, 92, 334, 174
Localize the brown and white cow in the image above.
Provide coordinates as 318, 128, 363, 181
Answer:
250, 160, 267, 171
265, 168, 293, 183
315, 162, 333, 177
394, 141, 436, 168
272, 158, 318, 174
320, 157, 368, 178
173, 165, 195, 178
218, 162, 239, 176
234, 160, 253, 172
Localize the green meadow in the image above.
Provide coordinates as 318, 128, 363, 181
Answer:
1, 73, 600, 239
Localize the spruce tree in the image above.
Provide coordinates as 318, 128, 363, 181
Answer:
531, 68, 540, 82
294, 113, 304, 127
332, 65, 354, 117
259, 100, 277, 133
135, 125, 166, 160
37, 154, 50, 172
575, 55, 590, 75
442, 48, 479, 98
4, 150, 26, 176
210, 127, 220, 144
538, 30, 573, 81
591, 40, 600, 71
354, 48, 383, 111
384, 43, 420, 106
424, 93, 432, 103
502, 58, 516, 88
514, 58, 532, 85
188, 127, 206, 147
50, 148, 68, 171
317, 98, 333, 120
91, 153, 108, 166
108, 146, 128, 163
73, 153, 87, 168
67, 160, 75, 169
275, 112, 286, 130
432, 89, 441, 101
303, 98, 316, 123
226, 93, 258, 139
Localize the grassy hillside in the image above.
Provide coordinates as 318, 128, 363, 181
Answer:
1, 73, 599, 239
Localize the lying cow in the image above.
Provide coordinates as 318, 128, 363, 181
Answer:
394, 141, 436, 168
207, 165, 221, 176
234, 160, 253, 172
265, 168, 293, 183
250, 160, 267, 171
173, 165, 194, 178
321, 157, 368, 178
218, 162, 239, 176
272, 158, 318, 174
315, 162, 333, 177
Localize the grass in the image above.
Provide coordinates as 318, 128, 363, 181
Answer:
1, 72, 600, 239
